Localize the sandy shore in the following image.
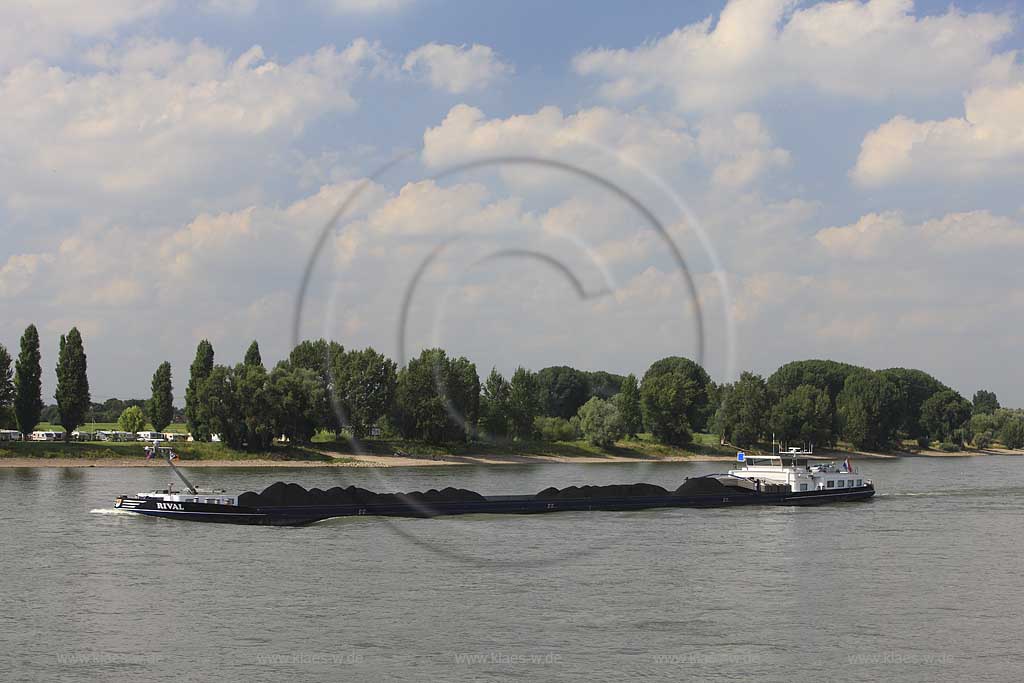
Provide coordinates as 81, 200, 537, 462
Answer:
0, 451, 739, 468
3, 447, 1021, 468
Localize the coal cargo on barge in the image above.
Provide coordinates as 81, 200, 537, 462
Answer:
113, 446, 874, 526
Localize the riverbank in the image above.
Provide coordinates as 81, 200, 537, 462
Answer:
4, 446, 1019, 466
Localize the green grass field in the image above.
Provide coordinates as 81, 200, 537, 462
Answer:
3, 429, 734, 462
0, 439, 336, 462
312, 432, 737, 460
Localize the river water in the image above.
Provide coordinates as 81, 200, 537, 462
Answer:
1, 456, 1022, 682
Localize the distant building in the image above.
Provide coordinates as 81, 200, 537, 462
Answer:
0, 430, 23, 441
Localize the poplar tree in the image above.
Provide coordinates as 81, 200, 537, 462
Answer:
0, 344, 14, 428
616, 373, 643, 437
185, 340, 215, 441
148, 361, 174, 432
244, 340, 262, 367
55, 327, 90, 439
14, 324, 43, 435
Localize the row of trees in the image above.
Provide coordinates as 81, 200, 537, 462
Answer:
3, 323, 1019, 453
0, 325, 91, 437
714, 360, 1018, 451
0, 325, 179, 438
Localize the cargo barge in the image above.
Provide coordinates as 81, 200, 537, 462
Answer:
113, 446, 874, 526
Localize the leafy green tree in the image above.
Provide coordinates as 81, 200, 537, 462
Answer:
270, 362, 323, 443
640, 356, 712, 445
455, 356, 480, 438
972, 390, 1000, 415
770, 384, 831, 447
881, 368, 948, 440
332, 347, 397, 438
393, 349, 478, 443
118, 405, 146, 434
244, 340, 263, 368
769, 359, 861, 442
999, 416, 1024, 449
714, 372, 769, 446
55, 328, 90, 439
14, 324, 43, 435
507, 367, 541, 440
921, 390, 973, 444
236, 362, 276, 450
536, 366, 591, 419
578, 396, 624, 447
480, 368, 511, 439
615, 373, 642, 437
0, 344, 14, 428
147, 361, 174, 432
290, 339, 344, 436
196, 365, 244, 449
185, 340, 214, 440
970, 411, 999, 448
195, 363, 275, 451
836, 370, 900, 450
584, 371, 625, 400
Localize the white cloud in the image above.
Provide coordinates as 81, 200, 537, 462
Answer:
422, 104, 789, 190
201, 0, 261, 15
815, 210, 1024, 259
852, 82, 1024, 186
0, 38, 387, 223
0, 253, 55, 298
403, 43, 512, 94
572, 0, 1013, 112
318, 0, 413, 14
423, 104, 696, 175
697, 113, 790, 187
0, 0, 170, 70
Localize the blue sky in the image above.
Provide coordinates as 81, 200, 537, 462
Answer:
2, 0, 1023, 406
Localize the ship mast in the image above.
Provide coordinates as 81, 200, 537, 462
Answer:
148, 440, 197, 494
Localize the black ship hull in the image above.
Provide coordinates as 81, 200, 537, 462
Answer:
114, 484, 875, 526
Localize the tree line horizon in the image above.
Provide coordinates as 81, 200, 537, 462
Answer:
2, 324, 1021, 453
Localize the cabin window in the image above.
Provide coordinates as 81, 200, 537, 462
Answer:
848, 480, 855, 488
837, 480, 845, 488
826, 480, 834, 488
800, 483, 808, 491
856, 479, 862, 487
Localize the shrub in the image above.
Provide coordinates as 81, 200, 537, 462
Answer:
973, 433, 993, 449
533, 416, 578, 442
577, 397, 624, 448
999, 417, 1024, 449
916, 436, 931, 449
937, 441, 961, 453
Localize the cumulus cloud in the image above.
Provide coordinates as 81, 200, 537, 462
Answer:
403, 43, 512, 94
572, 0, 1013, 112
852, 82, 1024, 186
697, 113, 790, 187
815, 210, 1024, 259
318, 0, 413, 14
0, 0, 170, 70
201, 0, 261, 15
0, 38, 388, 224
422, 103, 789, 193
